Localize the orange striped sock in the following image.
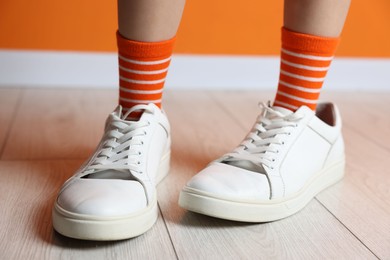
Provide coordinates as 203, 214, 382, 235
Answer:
274, 27, 340, 111
117, 31, 175, 117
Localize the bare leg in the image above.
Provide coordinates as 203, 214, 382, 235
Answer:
284, 0, 351, 37
118, 0, 186, 41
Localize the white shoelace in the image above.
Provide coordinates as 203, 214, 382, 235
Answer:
223, 103, 303, 169
85, 105, 154, 175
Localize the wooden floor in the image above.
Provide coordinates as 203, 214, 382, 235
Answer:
0, 88, 389, 260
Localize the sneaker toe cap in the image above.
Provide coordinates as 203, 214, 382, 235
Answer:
57, 179, 147, 216
186, 163, 270, 200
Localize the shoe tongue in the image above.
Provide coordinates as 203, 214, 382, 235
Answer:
271, 106, 294, 116
112, 106, 123, 118
123, 103, 159, 121
112, 105, 139, 121
122, 107, 149, 121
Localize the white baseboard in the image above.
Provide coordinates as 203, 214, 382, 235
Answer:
0, 49, 389, 90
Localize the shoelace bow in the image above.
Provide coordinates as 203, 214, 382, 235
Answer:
86, 105, 154, 174
224, 102, 303, 169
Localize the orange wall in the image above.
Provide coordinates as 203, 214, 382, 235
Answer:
0, 0, 389, 57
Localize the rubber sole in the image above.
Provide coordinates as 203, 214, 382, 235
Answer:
179, 159, 345, 222
52, 198, 158, 241
52, 151, 170, 241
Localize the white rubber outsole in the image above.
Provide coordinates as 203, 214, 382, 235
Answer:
52, 198, 159, 241
179, 159, 345, 222
52, 151, 170, 241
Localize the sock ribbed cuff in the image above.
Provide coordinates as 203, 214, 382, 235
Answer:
282, 27, 340, 56
116, 31, 176, 59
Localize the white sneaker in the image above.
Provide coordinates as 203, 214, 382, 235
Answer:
179, 102, 345, 222
52, 104, 171, 240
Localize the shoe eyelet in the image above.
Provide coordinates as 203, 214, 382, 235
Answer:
147, 121, 151, 126
138, 151, 142, 155
143, 131, 147, 135
288, 132, 291, 135
137, 161, 141, 165
272, 159, 275, 162
141, 141, 144, 145
282, 141, 285, 145
276, 150, 279, 153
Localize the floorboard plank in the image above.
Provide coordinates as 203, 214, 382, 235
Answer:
316, 128, 390, 259
0, 160, 177, 260
321, 91, 390, 150
2, 89, 117, 160
0, 88, 22, 156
